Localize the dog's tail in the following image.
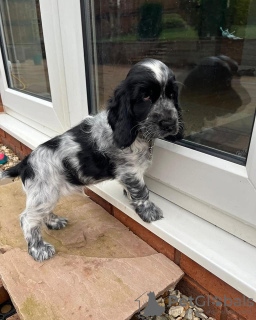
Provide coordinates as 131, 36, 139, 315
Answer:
0, 156, 29, 180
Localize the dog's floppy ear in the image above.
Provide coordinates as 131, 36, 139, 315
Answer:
108, 81, 138, 149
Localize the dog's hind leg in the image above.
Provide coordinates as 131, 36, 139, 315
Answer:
44, 212, 68, 230
20, 186, 60, 262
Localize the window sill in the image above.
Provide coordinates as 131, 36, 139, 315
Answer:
0, 113, 50, 150
1, 113, 256, 301
89, 180, 256, 301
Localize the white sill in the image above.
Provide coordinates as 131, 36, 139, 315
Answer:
1, 113, 256, 301
0, 113, 50, 150
89, 180, 256, 302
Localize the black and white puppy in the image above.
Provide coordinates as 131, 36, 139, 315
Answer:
0, 59, 183, 262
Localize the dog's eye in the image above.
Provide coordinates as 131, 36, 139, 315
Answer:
170, 93, 174, 99
143, 96, 151, 101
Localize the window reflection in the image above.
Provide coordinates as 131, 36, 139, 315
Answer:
0, 0, 51, 100
85, 0, 256, 164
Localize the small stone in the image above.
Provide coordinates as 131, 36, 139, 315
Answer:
157, 297, 164, 303
208, 318, 215, 320
168, 306, 184, 318
159, 302, 165, 307
184, 308, 193, 320
183, 302, 190, 311
194, 311, 208, 319
194, 318, 200, 320
193, 306, 204, 313
181, 311, 186, 317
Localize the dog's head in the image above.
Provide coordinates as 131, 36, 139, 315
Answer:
108, 59, 183, 148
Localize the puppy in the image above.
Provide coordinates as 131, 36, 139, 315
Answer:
0, 59, 183, 262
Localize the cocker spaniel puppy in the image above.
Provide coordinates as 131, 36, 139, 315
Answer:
0, 59, 183, 262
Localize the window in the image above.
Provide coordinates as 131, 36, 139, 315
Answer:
82, 0, 256, 246
0, 0, 87, 136
0, 0, 51, 100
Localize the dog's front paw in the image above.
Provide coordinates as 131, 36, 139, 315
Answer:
28, 241, 55, 262
133, 200, 163, 223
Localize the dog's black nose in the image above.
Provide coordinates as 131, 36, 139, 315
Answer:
159, 119, 177, 131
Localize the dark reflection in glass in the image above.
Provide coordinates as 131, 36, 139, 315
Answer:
180, 55, 252, 160
83, 0, 256, 164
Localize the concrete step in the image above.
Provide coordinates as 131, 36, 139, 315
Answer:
0, 181, 184, 320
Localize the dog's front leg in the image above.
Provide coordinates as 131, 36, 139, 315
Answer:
119, 174, 163, 222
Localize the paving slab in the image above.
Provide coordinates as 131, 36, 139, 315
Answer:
0, 181, 184, 320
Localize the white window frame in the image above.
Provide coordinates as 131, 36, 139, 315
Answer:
0, 0, 88, 136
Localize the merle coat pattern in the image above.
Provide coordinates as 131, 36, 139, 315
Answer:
0, 59, 183, 262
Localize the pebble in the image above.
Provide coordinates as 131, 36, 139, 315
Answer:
184, 308, 193, 320
170, 290, 181, 299
194, 306, 204, 313
135, 286, 216, 320
0, 144, 20, 179
169, 306, 184, 318
157, 297, 164, 303
194, 311, 208, 319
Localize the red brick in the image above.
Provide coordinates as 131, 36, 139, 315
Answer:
220, 307, 247, 320
174, 249, 181, 265
177, 275, 223, 320
113, 206, 175, 261
0, 278, 9, 304
0, 133, 31, 159
180, 255, 256, 320
84, 188, 113, 214
8, 135, 21, 149
0, 128, 6, 138
14, 149, 23, 160
20, 143, 32, 155
1, 136, 8, 146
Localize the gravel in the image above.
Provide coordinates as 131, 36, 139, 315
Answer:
0, 144, 20, 181
131, 288, 216, 320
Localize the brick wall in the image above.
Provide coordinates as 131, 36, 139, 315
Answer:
1, 128, 255, 320
0, 130, 32, 159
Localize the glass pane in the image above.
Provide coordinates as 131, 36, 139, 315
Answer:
82, 0, 256, 165
0, 0, 51, 100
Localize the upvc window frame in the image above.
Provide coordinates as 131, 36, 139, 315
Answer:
0, 0, 88, 136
